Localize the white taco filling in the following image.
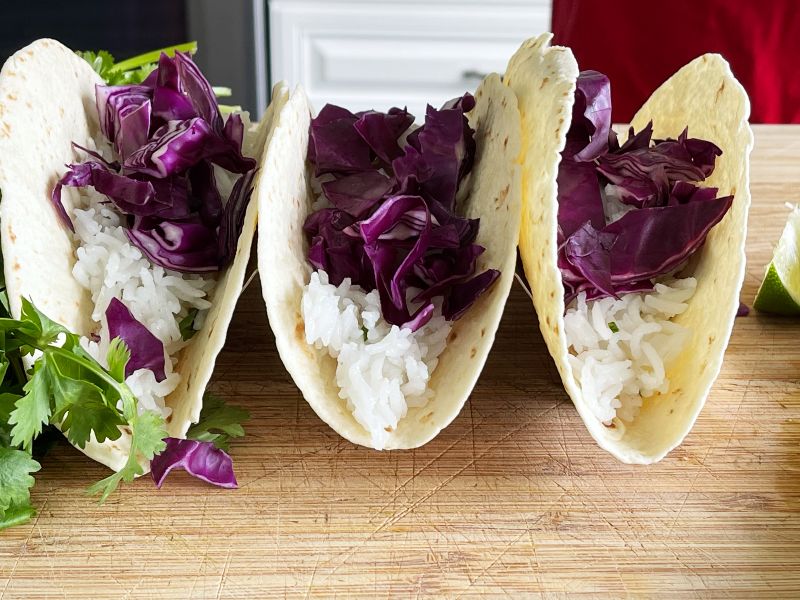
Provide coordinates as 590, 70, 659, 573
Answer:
564, 184, 696, 436
302, 271, 452, 449
71, 185, 215, 418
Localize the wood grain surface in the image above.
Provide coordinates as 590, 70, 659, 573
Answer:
1, 125, 799, 598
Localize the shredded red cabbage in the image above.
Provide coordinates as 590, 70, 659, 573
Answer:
557, 71, 733, 303
105, 297, 166, 380
150, 438, 237, 489
305, 96, 498, 330
52, 51, 255, 273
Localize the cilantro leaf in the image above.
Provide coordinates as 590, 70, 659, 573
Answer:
76, 42, 197, 86
75, 50, 116, 80
106, 337, 131, 383
59, 395, 125, 449
20, 298, 69, 347
187, 394, 249, 451
88, 399, 167, 503
8, 361, 51, 452
178, 308, 199, 341
0, 446, 40, 529
0, 503, 37, 531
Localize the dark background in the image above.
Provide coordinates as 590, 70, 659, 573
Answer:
0, 0, 265, 116
0, 1, 188, 65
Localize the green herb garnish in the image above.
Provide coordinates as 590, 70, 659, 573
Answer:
186, 394, 249, 452
178, 308, 200, 341
0, 295, 168, 527
608, 321, 619, 333
76, 42, 197, 85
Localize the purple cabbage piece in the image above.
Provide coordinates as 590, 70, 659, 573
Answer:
353, 107, 414, 164
127, 215, 220, 273
53, 50, 256, 275
394, 94, 476, 209
105, 297, 166, 381
568, 70, 613, 163
322, 171, 394, 218
309, 105, 373, 175
95, 85, 152, 161
304, 208, 368, 288
444, 268, 500, 321
602, 192, 733, 284
123, 117, 254, 179
218, 169, 257, 267
151, 438, 238, 489
304, 95, 497, 329
597, 127, 722, 209
555, 70, 734, 302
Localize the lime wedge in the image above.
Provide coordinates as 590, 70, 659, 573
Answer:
754, 205, 800, 315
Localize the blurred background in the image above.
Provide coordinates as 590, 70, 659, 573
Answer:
1, 0, 798, 122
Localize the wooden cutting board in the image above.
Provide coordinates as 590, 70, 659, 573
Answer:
1, 125, 798, 598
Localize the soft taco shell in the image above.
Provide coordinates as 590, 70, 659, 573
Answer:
0, 39, 282, 471
258, 74, 521, 449
506, 34, 753, 463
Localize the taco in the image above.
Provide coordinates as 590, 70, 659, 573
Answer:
505, 34, 752, 463
0, 39, 283, 472
257, 75, 521, 449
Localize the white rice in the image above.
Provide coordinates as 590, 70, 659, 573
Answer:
564, 277, 696, 434
71, 186, 215, 416
302, 270, 451, 449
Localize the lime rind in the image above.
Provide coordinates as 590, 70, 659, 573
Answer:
754, 205, 800, 315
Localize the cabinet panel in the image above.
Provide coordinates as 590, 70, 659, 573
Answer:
270, 0, 551, 115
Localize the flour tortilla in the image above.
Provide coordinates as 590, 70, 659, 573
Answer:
0, 39, 282, 471
506, 34, 753, 463
258, 75, 521, 449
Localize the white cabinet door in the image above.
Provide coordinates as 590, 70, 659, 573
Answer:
270, 0, 551, 116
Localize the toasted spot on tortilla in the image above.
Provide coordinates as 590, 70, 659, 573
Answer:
384, 426, 393, 433
449, 330, 458, 342
8, 226, 15, 242
669, 408, 674, 415
420, 411, 434, 423
295, 320, 305, 340
121, 426, 132, 435
6, 93, 16, 101
539, 77, 550, 89
470, 347, 477, 358
12, 260, 20, 271
480, 328, 486, 337
708, 334, 716, 345
165, 414, 173, 423
504, 136, 509, 148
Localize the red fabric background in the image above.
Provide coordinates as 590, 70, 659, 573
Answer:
551, 0, 800, 123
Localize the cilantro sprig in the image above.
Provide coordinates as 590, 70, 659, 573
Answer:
75, 43, 232, 99
76, 42, 197, 85
0, 297, 167, 527
187, 394, 249, 452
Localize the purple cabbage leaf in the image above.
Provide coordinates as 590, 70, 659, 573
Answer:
105, 297, 166, 381
150, 438, 237, 489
